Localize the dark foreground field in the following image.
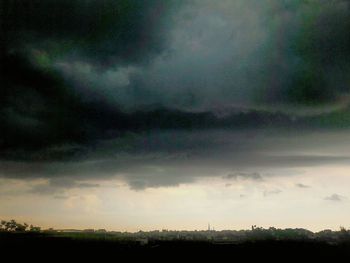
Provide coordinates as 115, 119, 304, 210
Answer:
1, 232, 350, 260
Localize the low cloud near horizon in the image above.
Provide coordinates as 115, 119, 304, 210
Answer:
1, 129, 350, 190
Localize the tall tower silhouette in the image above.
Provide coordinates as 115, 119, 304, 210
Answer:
208, 223, 211, 231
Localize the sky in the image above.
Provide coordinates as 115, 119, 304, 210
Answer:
1, 0, 350, 231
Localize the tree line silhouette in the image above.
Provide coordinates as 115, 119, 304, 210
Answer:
0, 219, 41, 232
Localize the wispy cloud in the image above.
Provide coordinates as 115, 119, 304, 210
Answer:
53, 195, 70, 200
225, 172, 263, 181
324, 194, 346, 202
29, 178, 100, 195
263, 189, 282, 197
295, 183, 310, 188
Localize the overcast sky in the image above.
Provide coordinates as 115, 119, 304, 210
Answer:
1, 0, 350, 231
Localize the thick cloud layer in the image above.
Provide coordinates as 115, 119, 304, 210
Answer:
1, 0, 350, 187
50, 0, 350, 111
1, 0, 178, 64
1, 0, 181, 154
2, 129, 350, 190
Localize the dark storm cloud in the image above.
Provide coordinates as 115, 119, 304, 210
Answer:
2, 1, 350, 149
102, 0, 350, 111
1, 0, 178, 65
2, 129, 350, 190
252, 0, 350, 105
2, 0, 350, 190
0, 0, 185, 156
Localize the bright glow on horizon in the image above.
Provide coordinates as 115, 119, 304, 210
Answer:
1, 165, 350, 232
